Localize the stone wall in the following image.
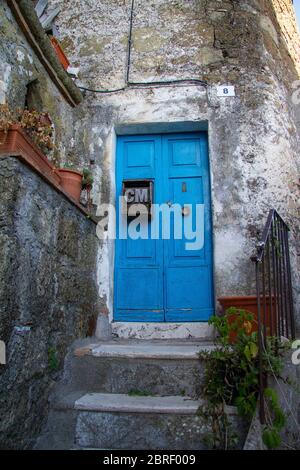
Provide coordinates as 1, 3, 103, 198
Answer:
244, 348, 300, 450
271, 349, 300, 450
272, 0, 300, 75
0, 0, 103, 449
46, 0, 300, 331
0, 0, 83, 167
0, 156, 100, 449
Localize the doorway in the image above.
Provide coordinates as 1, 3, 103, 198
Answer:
114, 132, 214, 322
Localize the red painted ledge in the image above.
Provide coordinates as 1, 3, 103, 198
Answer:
0, 125, 98, 225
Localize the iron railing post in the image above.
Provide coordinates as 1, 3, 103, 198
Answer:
251, 209, 295, 425
255, 260, 265, 424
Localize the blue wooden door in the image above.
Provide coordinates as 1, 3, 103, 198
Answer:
115, 132, 213, 322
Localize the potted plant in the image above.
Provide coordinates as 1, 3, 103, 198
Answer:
82, 168, 94, 191
218, 295, 276, 340
57, 163, 83, 202
0, 104, 60, 185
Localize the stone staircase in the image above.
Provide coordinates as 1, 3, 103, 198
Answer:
35, 339, 246, 450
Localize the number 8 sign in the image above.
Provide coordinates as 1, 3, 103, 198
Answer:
217, 85, 235, 97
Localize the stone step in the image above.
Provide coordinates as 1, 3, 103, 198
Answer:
74, 340, 215, 360
55, 340, 215, 398
74, 393, 203, 449
74, 394, 241, 450
74, 392, 202, 414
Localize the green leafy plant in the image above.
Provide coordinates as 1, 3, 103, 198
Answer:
61, 162, 77, 170
197, 402, 239, 450
82, 168, 94, 190
0, 104, 54, 153
199, 308, 287, 449
262, 388, 286, 449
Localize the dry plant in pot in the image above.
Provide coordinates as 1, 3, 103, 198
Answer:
0, 104, 54, 153
0, 104, 60, 185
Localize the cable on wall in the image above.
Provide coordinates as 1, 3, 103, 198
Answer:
79, 78, 208, 94
126, 0, 135, 84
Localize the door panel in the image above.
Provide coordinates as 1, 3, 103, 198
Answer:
115, 135, 164, 322
167, 266, 211, 306
125, 140, 155, 171
116, 268, 162, 309
162, 134, 213, 321
115, 132, 213, 322
170, 177, 204, 260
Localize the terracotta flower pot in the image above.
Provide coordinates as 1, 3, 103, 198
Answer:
57, 169, 82, 202
50, 36, 70, 70
218, 295, 277, 342
0, 124, 60, 186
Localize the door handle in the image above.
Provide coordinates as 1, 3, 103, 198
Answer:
182, 206, 190, 216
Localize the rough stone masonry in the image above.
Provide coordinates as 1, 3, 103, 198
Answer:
45, 0, 300, 333
0, 157, 100, 449
0, 0, 97, 448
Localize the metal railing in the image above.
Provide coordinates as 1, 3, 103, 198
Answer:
251, 209, 295, 422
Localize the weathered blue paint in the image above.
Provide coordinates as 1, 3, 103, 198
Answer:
115, 132, 214, 322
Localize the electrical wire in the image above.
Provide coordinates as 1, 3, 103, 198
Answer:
78, 86, 127, 94
127, 79, 208, 87
126, 0, 135, 84
78, 0, 209, 94
79, 78, 208, 94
